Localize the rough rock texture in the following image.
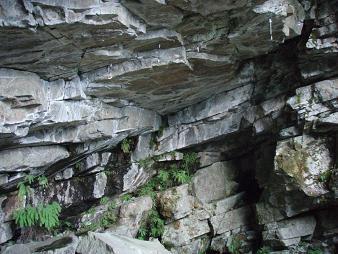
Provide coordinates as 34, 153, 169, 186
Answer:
76, 232, 170, 254
0, 0, 337, 253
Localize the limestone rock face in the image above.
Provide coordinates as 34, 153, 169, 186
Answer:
0, 0, 337, 253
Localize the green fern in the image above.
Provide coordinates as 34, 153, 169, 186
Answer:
13, 202, 61, 230
17, 182, 31, 200
121, 194, 133, 202
308, 248, 323, 254
172, 169, 191, 184
25, 175, 35, 184
38, 176, 48, 188
183, 152, 198, 170
228, 236, 242, 254
157, 170, 170, 186
257, 246, 270, 254
136, 209, 164, 240
138, 157, 153, 169
137, 224, 148, 240
121, 138, 132, 154
100, 196, 109, 205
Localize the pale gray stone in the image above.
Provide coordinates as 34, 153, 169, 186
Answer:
0, 146, 69, 172
198, 152, 222, 168
277, 216, 316, 241
157, 184, 195, 220
170, 235, 210, 254
274, 134, 333, 196
205, 192, 246, 216
2, 244, 30, 254
0, 222, 12, 244
76, 232, 171, 254
192, 161, 238, 204
162, 213, 210, 247
210, 206, 252, 235
109, 196, 153, 238
55, 168, 74, 181
93, 172, 107, 199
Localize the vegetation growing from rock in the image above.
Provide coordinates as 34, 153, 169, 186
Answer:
137, 208, 165, 240
137, 152, 198, 197
257, 246, 270, 254
228, 235, 242, 254
307, 248, 323, 254
318, 170, 332, 183
121, 138, 133, 154
13, 202, 61, 230
78, 199, 117, 234
17, 174, 49, 200
132, 152, 198, 240
121, 193, 133, 202
100, 196, 109, 205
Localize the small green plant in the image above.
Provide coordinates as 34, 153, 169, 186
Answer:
257, 246, 270, 254
182, 152, 198, 170
137, 209, 165, 240
157, 169, 170, 186
17, 174, 50, 199
318, 170, 331, 183
100, 196, 109, 205
307, 247, 323, 254
138, 180, 157, 199
17, 181, 32, 200
137, 224, 148, 240
171, 168, 191, 184
78, 200, 117, 233
296, 94, 301, 104
138, 157, 153, 169
38, 176, 48, 188
25, 175, 35, 184
13, 202, 61, 230
121, 138, 132, 154
121, 193, 133, 202
61, 220, 75, 231
228, 235, 242, 254
99, 210, 117, 228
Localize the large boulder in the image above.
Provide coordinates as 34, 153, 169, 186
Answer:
274, 135, 333, 196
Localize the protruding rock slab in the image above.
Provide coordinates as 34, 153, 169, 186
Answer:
210, 206, 252, 235
76, 232, 171, 254
162, 213, 210, 247
0, 146, 69, 172
262, 216, 316, 247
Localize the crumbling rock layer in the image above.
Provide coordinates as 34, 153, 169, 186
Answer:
0, 0, 337, 253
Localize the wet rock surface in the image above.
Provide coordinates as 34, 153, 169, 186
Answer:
0, 0, 337, 253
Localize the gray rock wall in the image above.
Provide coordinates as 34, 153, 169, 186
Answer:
0, 0, 337, 253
